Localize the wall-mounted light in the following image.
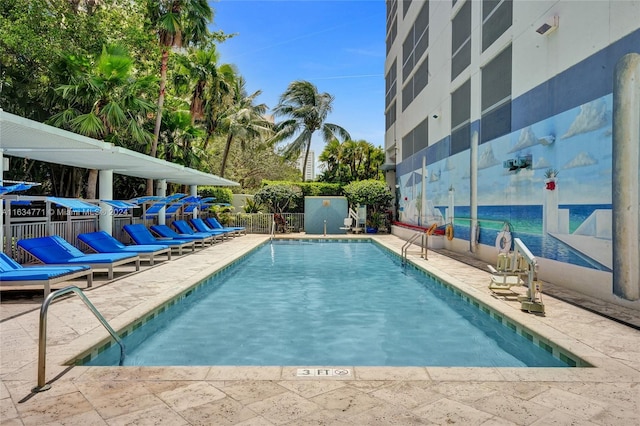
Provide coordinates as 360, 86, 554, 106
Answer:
432, 114, 439, 119
536, 16, 559, 35
503, 154, 532, 172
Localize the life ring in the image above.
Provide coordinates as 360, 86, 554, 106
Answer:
427, 223, 438, 235
445, 224, 454, 241
495, 230, 512, 253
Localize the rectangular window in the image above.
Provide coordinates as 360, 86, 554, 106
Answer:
481, 45, 512, 143
386, 18, 397, 54
451, 78, 471, 155
451, 79, 470, 130
413, 57, 429, 97
451, 0, 471, 80
413, 118, 429, 153
402, 131, 413, 160
385, 101, 397, 130
385, 59, 397, 108
482, 0, 512, 52
402, 0, 412, 17
387, 0, 398, 31
402, 81, 413, 111
401, 1, 429, 82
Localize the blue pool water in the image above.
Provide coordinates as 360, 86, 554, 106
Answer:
88, 240, 569, 367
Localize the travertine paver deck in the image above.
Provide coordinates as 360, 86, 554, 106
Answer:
1, 233, 639, 425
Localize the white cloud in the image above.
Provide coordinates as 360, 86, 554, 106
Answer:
508, 126, 538, 153
444, 158, 455, 171
532, 157, 552, 170
477, 145, 500, 170
562, 99, 608, 139
563, 151, 598, 169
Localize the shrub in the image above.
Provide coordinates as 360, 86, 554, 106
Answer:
342, 179, 392, 213
198, 187, 233, 204
254, 184, 303, 213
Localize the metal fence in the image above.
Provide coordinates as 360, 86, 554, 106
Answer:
223, 213, 305, 234
4, 212, 306, 262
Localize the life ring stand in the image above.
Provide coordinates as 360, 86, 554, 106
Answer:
445, 224, 454, 241
427, 223, 438, 235
495, 230, 512, 253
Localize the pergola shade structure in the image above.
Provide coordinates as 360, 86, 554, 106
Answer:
0, 110, 239, 187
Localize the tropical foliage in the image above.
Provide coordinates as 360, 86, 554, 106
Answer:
0, 0, 366, 199
272, 80, 351, 182
342, 179, 393, 214
318, 139, 385, 183
254, 184, 303, 214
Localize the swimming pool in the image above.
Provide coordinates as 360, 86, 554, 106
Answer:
85, 240, 574, 367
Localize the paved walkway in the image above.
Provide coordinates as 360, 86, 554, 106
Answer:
1, 234, 639, 425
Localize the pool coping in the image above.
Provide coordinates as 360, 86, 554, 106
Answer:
3, 234, 639, 387
77, 237, 587, 369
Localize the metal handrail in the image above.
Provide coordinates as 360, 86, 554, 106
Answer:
33, 285, 125, 392
270, 219, 276, 242
401, 231, 428, 265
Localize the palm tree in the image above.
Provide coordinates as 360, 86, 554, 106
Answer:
219, 78, 273, 177
272, 80, 350, 181
48, 45, 156, 198
173, 45, 238, 151
146, 0, 213, 194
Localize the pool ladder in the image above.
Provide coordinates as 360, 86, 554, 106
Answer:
32, 285, 125, 393
401, 231, 428, 265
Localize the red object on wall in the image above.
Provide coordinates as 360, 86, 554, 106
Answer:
545, 181, 556, 190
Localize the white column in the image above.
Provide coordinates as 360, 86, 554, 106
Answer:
157, 179, 167, 225
470, 131, 478, 252
543, 178, 559, 234
612, 53, 640, 301
190, 185, 198, 219
98, 169, 114, 235
0, 149, 4, 252
421, 156, 427, 226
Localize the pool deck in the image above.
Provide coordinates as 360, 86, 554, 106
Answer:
1, 233, 639, 425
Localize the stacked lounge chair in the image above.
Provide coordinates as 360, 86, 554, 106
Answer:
0, 252, 93, 297
17, 235, 139, 280
190, 218, 235, 239
78, 231, 172, 265
123, 224, 196, 255
204, 217, 246, 236
173, 220, 226, 242
150, 224, 215, 247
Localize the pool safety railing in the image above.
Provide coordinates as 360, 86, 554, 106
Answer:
401, 231, 428, 265
33, 285, 125, 393
270, 220, 276, 242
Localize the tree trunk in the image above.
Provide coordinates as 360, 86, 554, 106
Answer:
220, 133, 234, 177
147, 47, 170, 195
86, 169, 98, 199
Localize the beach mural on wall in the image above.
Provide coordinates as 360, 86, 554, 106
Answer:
397, 95, 616, 271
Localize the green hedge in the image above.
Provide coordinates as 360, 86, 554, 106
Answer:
198, 187, 233, 204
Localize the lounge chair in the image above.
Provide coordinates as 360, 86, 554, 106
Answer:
190, 218, 234, 239
204, 217, 246, 236
173, 220, 226, 242
78, 231, 172, 266
150, 224, 215, 247
123, 224, 196, 255
16, 235, 139, 280
0, 252, 93, 297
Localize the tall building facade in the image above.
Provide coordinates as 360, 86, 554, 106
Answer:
385, 0, 640, 305
297, 150, 315, 181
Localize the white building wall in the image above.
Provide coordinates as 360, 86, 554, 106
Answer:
297, 150, 315, 181
386, 0, 640, 306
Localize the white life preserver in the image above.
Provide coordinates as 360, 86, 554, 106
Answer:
495, 230, 512, 253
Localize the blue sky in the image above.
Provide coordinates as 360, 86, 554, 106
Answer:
210, 0, 386, 172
